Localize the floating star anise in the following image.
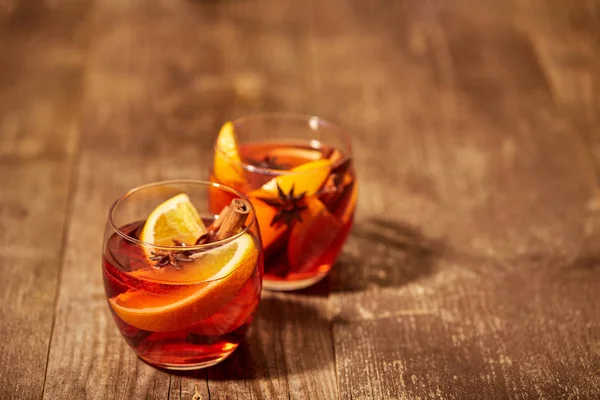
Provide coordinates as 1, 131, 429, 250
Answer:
253, 155, 290, 170
146, 198, 249, 270
257, 184, 308, 228
149, 239, 197, 270
316, 157, 353, 197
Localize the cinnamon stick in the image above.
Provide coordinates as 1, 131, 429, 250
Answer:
212, 205, 230, 231
214, 198, 250, 240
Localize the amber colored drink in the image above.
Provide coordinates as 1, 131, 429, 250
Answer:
102, 180, 263, 370
103, 221, 262, 369
211, 141, 356, 290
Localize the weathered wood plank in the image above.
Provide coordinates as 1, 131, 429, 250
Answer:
39, 1, 188, 396
0, 163, 71, 400
41, 152, 175, 400
39, 2, 189, 399
6, 0, 600, 399
0, 1, 89, 399
205, 290, 337, 400
309, 0, 600, 398
515, 0, 600, 172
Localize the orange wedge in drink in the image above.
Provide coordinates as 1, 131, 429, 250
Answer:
213, 122, 245, 185
268, 147, 324, 164
327, 148, 344, 165
287, 197, 342, 272
108, 233, 258, 332
139, 193, 206, 250
248, 197, 288, 253
250, 158, 332, 198
244, 158, 332, 254
190, 275, 260, 336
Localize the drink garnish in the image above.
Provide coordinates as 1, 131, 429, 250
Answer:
149, 240, 196, 270
214, 122, 245, 184
109, 231, 258, 332
140, 193, 206, 248
214, 198, 250, 240
256, 184, 308, 228
141, 195, 250, 270
330, 155, 352, 176
253, 154, 290, 170
245, 158, 332, 232
315, 151, 354, 206
287, 197, 343, 270
258, 158, 332, 196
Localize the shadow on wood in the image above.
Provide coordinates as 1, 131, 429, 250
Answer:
286, 273, 332, 298
330, 217, 444, 293
165, 295, 334, 382
572, 222, 600, 271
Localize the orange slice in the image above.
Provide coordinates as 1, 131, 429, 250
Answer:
249, 197, 287, 253
130, 232, 249, 284
139, 193, 206, 250
190, 276, 260, 336
108, 233, 258, 332
244, 159, 332, 254
250, 158, 332, 198
327, 148, 344, 165
287, 197, 342, 272
268, 147, 324, 164
213, 121, 245, 185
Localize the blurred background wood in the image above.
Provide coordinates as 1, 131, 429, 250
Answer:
0, 0, 598, 399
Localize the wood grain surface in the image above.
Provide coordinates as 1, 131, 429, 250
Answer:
1, 0, 598, 399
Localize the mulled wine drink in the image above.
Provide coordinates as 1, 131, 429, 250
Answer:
102, 181, 263, 369
211, 115, 356, 290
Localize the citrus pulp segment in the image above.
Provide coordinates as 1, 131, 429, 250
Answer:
250, 158, 332, 198
268, 147, 324, 163
108, 233, 258, 332
287, 197, 342, 271
213, 121, 245, 185
247, 197, 287, 252
190, 278, 260, 336
139, 193, 206, 249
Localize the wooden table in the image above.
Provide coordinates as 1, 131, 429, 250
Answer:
1, 0, 599, 398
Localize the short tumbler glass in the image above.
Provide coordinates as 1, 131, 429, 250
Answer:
102, 180, 263, 370
210, 114, 357, 290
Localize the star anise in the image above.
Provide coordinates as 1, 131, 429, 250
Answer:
146, 198, 250, 270
149, 239, 197, 270
316, 157, 353, 196
253, 155, 290, 170
256, 184, 308, 228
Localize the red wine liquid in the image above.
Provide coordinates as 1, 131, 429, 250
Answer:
102, 221, 262, 368
211, 141, 356, 288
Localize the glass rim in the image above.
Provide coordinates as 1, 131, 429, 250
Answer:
107, 179, 258, 251
214, 112, 353, 176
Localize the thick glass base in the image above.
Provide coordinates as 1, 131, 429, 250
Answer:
138, 346, 237, 371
